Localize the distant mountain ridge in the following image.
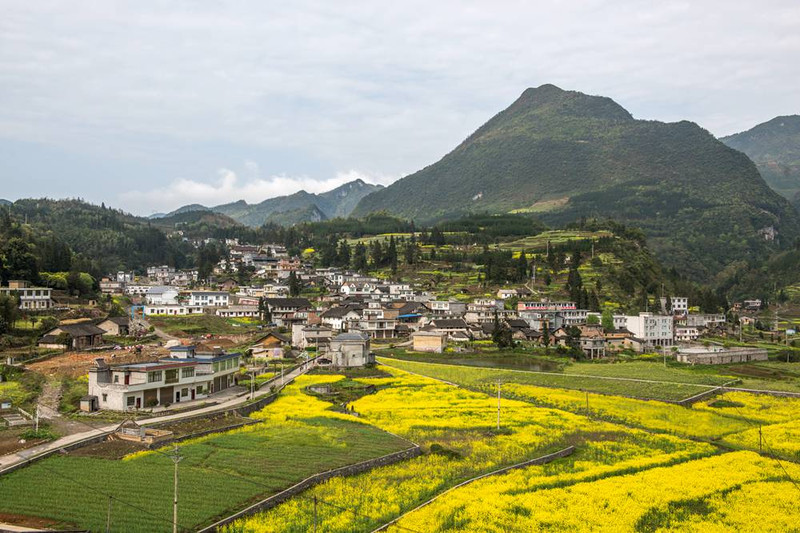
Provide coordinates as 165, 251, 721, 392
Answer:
157, 179, 383, 226
352, 84, 800, 280
721, 115, 800, 203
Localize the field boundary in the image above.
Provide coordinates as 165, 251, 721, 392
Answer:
197, 445, 423, 532
371, 446, 575, 533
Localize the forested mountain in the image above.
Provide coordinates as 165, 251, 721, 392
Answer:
353, 84, 800, 280
0, 199, 200, 282
720, 116, 800, 203
158, 179, 383, 227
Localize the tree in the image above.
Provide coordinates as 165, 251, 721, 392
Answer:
587, 314, 600, 325
541, 322, 550, 347
516, 251, 528, 281
601, 309, 614, 332
0, 293, 19, 335
388, 236, 398, 274
491, 311, 513, 348
352, 242, 368, 272
336, 241, 351, 268
288, 271, 302, 297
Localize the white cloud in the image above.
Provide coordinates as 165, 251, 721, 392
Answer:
2, 1, 800, 205
120, 167, 397, 215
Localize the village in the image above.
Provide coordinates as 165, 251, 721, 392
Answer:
1, 235, 796, 532
1, 237, 773, 419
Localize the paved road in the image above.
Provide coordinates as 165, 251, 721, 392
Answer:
0, 360, 316, 474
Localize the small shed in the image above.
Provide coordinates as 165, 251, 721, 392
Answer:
80, 395, 99, 412
412, 331, 447, 353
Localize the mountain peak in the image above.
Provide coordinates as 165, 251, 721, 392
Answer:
509, 84, 633, 122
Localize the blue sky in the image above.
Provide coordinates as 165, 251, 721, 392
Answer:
1, 1, 799, 215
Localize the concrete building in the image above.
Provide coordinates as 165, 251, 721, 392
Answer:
327, 332, 373, 367
624, 313, 674, 349
145, 286, 179, 305
215, 305, 259, 318
0, 280, 53, 310
189, 291, 230, 307
676, 346, 768, 365
412, 331, 447, 353
86, 347, 242, 411
97, 317, 130, 336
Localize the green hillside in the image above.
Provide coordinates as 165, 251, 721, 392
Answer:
1, 199, 200, 280
721, 115, 800, 202
352, 84, 800, 280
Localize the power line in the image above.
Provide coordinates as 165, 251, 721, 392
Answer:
26, 459, 193, 532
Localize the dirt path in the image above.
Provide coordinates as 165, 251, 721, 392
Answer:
35, 380, 90, 437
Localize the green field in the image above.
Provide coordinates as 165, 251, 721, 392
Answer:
0, 381, 410, 532
378, 354, 714, 401
148, 315, 261, 336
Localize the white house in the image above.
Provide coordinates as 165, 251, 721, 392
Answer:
145, 286, 179, 305
87, 347, 242, 411
189, 291, 230, 307
624, 313, 674, 349
0, 280, 53, 310
215, 305, 259, 318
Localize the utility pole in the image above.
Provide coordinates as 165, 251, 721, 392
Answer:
313, 495, 318, 533
106, 496, 113, 533
585, 391, 590, 417
34, 405, 39, 432
170, 445, 183, 533
496, 381, 501, 430
250, 370, 256, 399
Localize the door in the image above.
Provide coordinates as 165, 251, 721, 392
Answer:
191, 389, 196, 400
135, 397, 141, 409
175, 391, 181, 403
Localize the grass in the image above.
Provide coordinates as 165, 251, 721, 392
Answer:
0, 381, 410, 532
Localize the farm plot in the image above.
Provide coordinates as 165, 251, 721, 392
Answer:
379, 356, 715, 402
378, 358, 761, 440
0, 375, 410, 532
389, 451, 800, 532
225, 367, 714, 532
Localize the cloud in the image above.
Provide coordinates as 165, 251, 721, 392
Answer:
2, 1, 800, 206
119, 167, 398, 215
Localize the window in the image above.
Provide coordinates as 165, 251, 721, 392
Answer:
181, 388, 188, 397
114, 375, 119, 383
148, 371, 162, 383
213, 362, 220, 373
165, 369, 179, 383
196, 385, 204, 394
182, 367, 194, 378
127, 396, 136, 406
102, 393, 108, 402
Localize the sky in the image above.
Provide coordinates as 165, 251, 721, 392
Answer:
1, 1, 799, 216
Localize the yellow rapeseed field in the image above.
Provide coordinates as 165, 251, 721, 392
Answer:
391, 451, 800, 532
226, 367, 714, 532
